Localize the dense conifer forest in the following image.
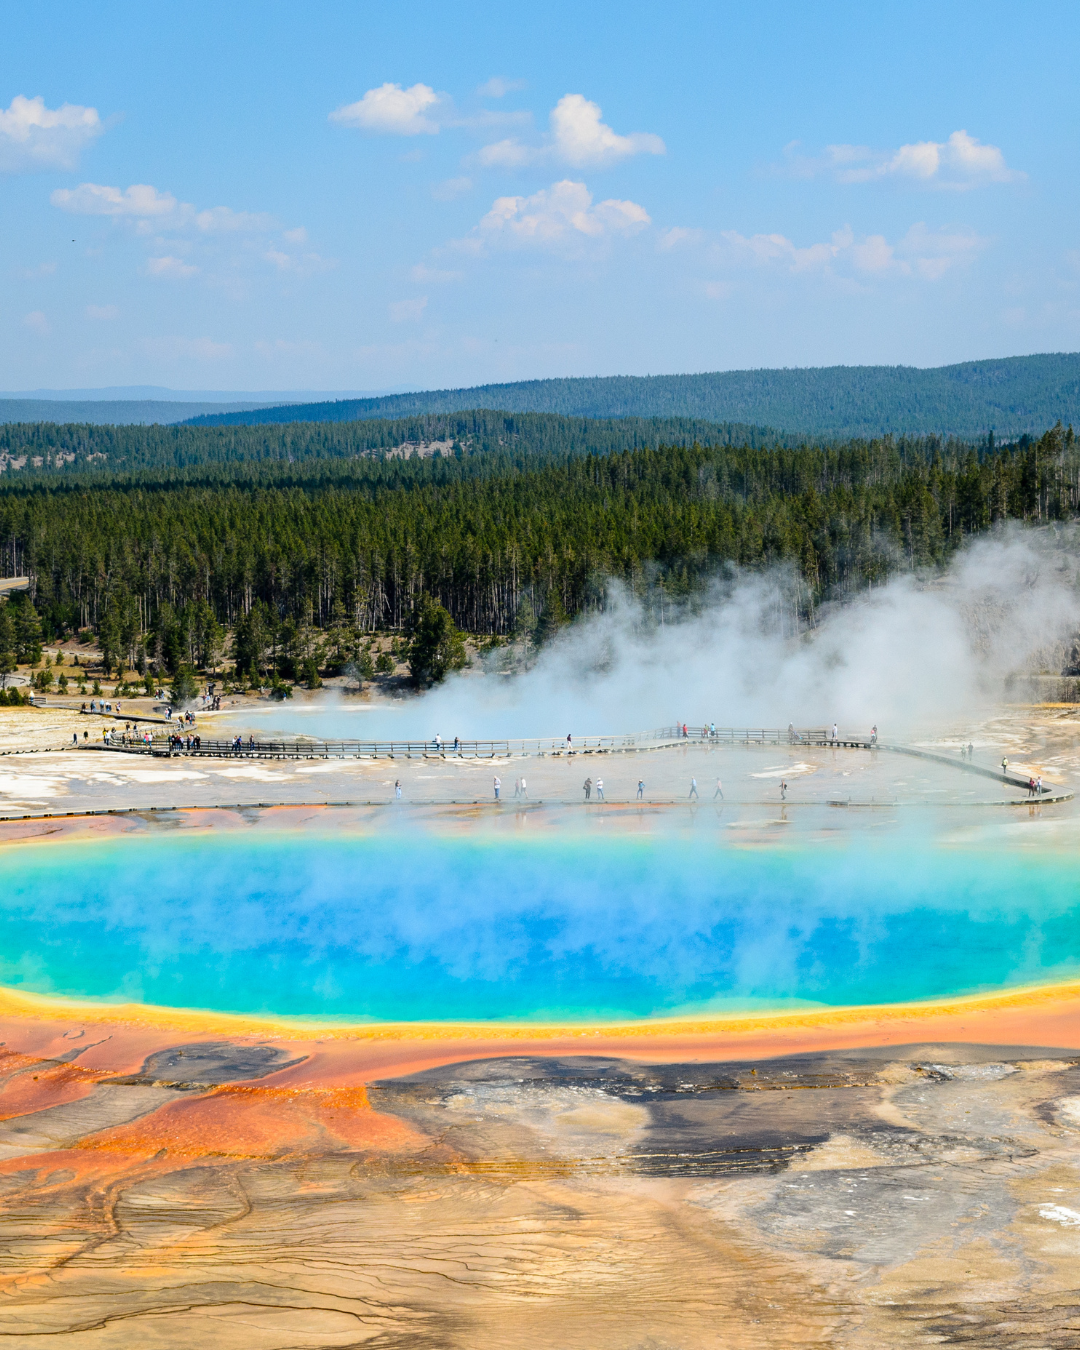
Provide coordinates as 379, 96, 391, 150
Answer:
0, 417, 1076, 685
184, 353, 1080, 440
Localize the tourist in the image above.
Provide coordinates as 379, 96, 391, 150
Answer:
710, 722, 716, 738
596, 778, 605, 801
688, 777, 699, 800
493, 776, 501, 801
788, 722, 794, 743
583, 777, 592, 800
514, 778, 520, 798
395, 779, 402, 799
968, 742, 974, 760
870, 725, 878, 745
636, 779, 644, 800
780, 779, 787, 801
1037, 775, 1044, 795
71, 732, 77, 745
682, 723, 688, 738
566, 733, 573, 752
832, 722, 838, 742
714, 778, 724, 799
1001, 756, 1009, 777
520, 777, 528, 799
453, 736, 460, 752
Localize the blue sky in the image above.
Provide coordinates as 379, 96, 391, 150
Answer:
2, 0, 1078, 391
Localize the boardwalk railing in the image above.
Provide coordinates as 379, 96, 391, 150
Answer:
96, 725, 855, 760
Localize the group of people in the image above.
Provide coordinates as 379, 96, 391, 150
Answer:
490, 776, 530, 800
168, 732, 202, 753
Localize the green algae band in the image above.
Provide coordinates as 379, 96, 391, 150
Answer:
1, 833, 1078, 1022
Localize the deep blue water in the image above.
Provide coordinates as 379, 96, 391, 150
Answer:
0, 832, 1077, 1021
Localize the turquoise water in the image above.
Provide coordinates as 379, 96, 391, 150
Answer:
1, 832, 1078, 1021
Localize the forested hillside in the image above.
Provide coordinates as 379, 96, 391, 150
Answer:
0, 425, 1075, 680
185, 354, 1080, 439
0, 410, 784, 478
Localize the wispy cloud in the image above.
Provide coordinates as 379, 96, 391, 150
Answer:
477, 94, 664, 170
477, 77, 526, 99
22, 310, 50, 336
411, 263, 463, 284
696, 221, 988, 285
330, 83, 442, 136
50, 180, 323, 283
458, 179, 650, 255
85, 303, 119, 320
779, 130, 1023, 190
52, 182, 178, 217
144, 255, 198, 279
0, 95, 104, 172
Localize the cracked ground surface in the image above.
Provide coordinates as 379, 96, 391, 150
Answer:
0, 1034, 1079, 1347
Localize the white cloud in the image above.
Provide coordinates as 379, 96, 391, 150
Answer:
51, 182, 178, 217
477, 93, 664, 171
785, 130, 1022, 190
283, 226, 308, 244
0, 94, 103, 172
550, 94, 664, 168
432, 175, 473, 201
330, 83, 441, 135
478, 77, 526, 98
22, 311, 49, 336
477, 138, 534, 169
708, 220, 987, 280
411, 263, 463, 284
144, 255, 198, 279
659, 226, 705, 250
85, 304, 119, 320
462, 179, 650, 253
389, 296, 428, 322
194, 205, 274, 233
263, 248, 335, 275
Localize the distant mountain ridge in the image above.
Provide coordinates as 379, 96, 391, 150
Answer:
184, 354, 1080, 439
0, 399, 281, 427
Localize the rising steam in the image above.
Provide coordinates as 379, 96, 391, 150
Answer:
247, 525, 1080, 740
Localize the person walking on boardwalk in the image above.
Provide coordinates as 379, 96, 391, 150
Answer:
494, 776, 501, 801
780, 779, 788, 801
1037, 775, 1044, 796
831, 723, 838, 742
596, 778, 605, 801
870, 725, 878, 746
689, 777, 699, 800
394, 779, 402, 799
714, 777, 724, 799
453, 735, 460, 752
513, 778, 520, 799
583, 777, 592, 801
1001, 756, 1009, 778
566, 733, 573, 753
788, 722, 794, 743
520, 777, 528, 799
636, 779, 644, 800
968, 742, 973, 760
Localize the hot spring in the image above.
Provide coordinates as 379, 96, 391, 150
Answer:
1, 828, 1078, 1022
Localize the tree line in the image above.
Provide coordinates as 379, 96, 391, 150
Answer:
0, 422, 1076, 685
